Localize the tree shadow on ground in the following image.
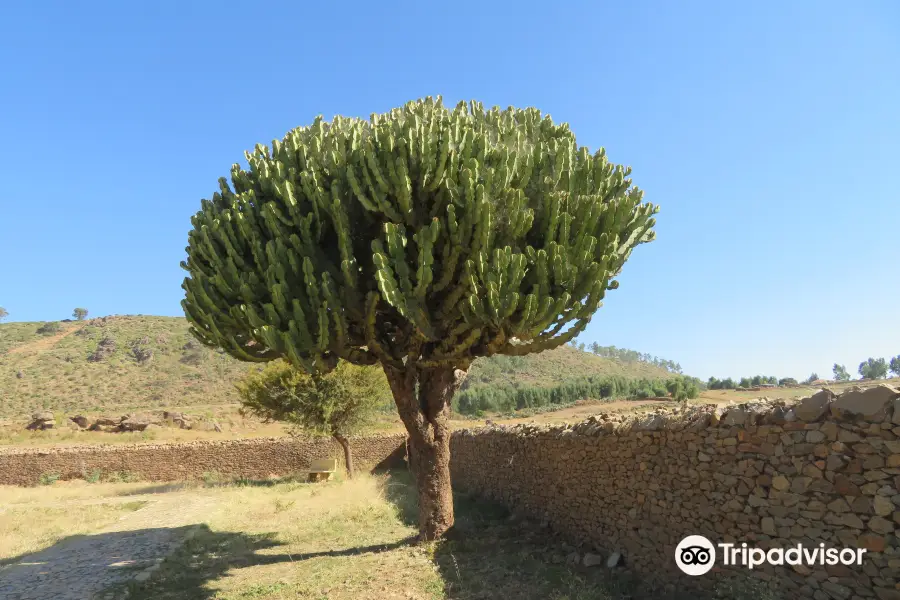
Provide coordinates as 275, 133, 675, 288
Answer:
0, 526, 292, 600
383, 469, 712, 600
121, 526, 415, 600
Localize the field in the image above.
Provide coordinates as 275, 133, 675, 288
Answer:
0, 471, 677, 600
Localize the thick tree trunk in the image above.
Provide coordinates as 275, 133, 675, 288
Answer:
334, 434, 353, 479
384, 365, 465, 541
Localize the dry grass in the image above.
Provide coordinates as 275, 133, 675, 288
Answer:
123, 471, 646, 599
0, 479, 168, 506
2, 472, 659, 599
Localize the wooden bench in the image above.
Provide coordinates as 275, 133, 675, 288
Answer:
308, 458, 338, 482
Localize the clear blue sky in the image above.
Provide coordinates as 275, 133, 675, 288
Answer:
1, 1, 897, 381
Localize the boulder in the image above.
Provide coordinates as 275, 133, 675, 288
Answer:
26, 411, 55, 430
94, 416, 123, 427
163, 411, 193, 429
830, 385, 899, 421
606, 551, 623, 568
119, 416, 151, 432
794, 389, 834, 421
582, 553, 604, 567
119, 413, 163, 432
69, 415, 89, 429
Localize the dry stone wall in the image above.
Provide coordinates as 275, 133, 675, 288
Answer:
450, 385, 900, 599
0, 434, 406, 486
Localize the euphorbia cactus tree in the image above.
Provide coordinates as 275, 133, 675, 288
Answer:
181, 97, 658, 539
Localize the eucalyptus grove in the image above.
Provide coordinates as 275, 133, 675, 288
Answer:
181, 97, 658, 539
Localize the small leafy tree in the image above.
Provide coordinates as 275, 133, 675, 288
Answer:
832, 363, 850, 382
73, 308, 88, 321
236, 360, 389, 477
0, 307, 7, 322
890, 355, 900, 378
858, 358, 888, 380
181, 98, 658, 539
805, 373, 819, 385
665, 375, 699, 402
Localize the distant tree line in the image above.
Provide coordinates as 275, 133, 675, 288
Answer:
454, 374, 701, 416
706, 356, 899, 391
707, 375, 779, 390
569, 340, 682, 374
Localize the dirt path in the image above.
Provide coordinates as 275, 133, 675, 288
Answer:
6, 325, 82, 356
0, 491, 219, 600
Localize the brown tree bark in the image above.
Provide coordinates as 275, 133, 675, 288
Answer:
384, 364, 466, 541
334, 433, 353, 479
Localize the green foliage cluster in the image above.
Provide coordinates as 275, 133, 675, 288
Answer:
832, 363, 851, 381
181, 97, 658, 375
0, 307, 8, 322
455, 374, 672, 415
235, 360, 390, 437
859, 357, 889, 380
39, 471, 60, 485
665, 375, 702, 402
73, 308, 89, 321
891, 356, 900, 378
580, 341, 681, 373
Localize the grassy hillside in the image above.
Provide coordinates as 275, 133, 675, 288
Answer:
0, 316, 248, 418
0, 315, 674, 419
462, 345, 673, 390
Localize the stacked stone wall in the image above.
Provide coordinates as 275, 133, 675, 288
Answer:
450, 385, 900, 599
0, 434, 406, 486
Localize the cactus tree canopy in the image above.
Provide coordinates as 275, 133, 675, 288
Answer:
181, 97, 658, 540
181, 98, 658, 373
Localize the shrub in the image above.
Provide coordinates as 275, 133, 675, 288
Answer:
36, 322, 62, 335
39, 472, 60, 485
84, 468, 102, 483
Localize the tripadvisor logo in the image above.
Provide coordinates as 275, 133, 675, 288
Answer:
675, 535, 867, 576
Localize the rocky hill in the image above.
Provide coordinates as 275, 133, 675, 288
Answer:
0, 315, 675, 419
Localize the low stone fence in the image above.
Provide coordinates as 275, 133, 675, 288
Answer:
0, 434, 407, 486
450, 385, 900, 599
